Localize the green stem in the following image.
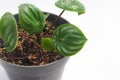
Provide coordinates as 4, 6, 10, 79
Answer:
43, 10, 65, 36
52, 10, 65, 27
36, 33, 41, 44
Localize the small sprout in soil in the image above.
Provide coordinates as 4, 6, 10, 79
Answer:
41, 37, 54, 51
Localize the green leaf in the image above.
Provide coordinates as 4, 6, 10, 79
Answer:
52, 23, 87, 56
19, 3, 45, 34
55, 0, 85, 15
0, 12, 18, 52
41, 37, 55, 51
44, 13, 49, 20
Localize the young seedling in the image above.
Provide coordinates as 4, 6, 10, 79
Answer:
0, 0, 87, 62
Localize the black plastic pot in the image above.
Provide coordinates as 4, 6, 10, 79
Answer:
0, 13, 69, 80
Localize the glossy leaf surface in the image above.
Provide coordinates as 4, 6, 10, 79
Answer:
0, 12, 18, 52
52, 24, 87, 56
19, 3, 45, 34
41, 37, 54, 51
55, 0, 85, 15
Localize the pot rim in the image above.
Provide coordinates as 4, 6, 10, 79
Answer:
0, 56, 69, 68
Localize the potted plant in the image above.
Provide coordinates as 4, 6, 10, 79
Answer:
0, 0, 87, 80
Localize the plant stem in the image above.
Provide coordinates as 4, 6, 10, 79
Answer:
36, 33, 41, 44
52, 10, 65, 27
43, 10, 65, 36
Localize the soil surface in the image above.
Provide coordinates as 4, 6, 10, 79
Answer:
0, 21, 63, 66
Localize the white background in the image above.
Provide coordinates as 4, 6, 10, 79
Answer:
0, 0, 120, 80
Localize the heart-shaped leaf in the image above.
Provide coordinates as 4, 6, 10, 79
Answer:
19, 3, 45, 34
55, 0, 85, 15
52, 24, 87, 56
0, 12, 18, 52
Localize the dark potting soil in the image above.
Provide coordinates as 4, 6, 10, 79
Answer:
0, 21, 63, 66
